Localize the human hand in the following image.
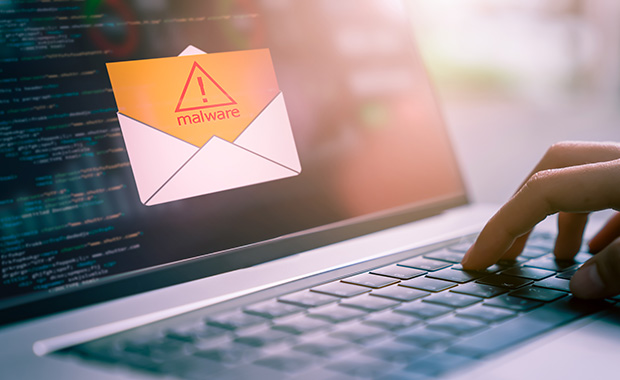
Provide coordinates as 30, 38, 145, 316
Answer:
461, 141, 620, 299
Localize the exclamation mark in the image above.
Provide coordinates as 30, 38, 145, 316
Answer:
197, 77, 208, 103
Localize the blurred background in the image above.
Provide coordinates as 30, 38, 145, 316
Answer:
409, 0, 620, 203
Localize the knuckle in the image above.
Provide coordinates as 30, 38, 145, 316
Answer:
520, 169, 557, 213
524, 169, 553, 191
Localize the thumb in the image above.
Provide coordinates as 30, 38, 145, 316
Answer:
570, 238, 620, 299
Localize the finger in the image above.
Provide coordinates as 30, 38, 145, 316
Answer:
570, 237, 620, 299
589, 212, 620, 254
523, 141, 620, 176
462, 158, 620, 270
554, 212, 589, 260
492, 142, 620, 259
500, 232, 531, 260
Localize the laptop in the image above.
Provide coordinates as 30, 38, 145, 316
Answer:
2, 1, 619, 379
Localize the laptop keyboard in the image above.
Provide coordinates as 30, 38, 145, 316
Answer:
64, 232, 617, 379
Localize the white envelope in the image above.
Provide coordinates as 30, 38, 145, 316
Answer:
116, 46, 301, 206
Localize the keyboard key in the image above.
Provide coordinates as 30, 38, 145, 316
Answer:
340, 295, 400, 312
363, 342, 427, 364
404, 352, 476, 377
308, 304, 367, 323
70, 338, 123, 360
386, 366, 445, 379
519, 247, 549, 259
395, 301, 453, 319
483, 294, 543, 311
294, 337, 354, 358
427, 316, 487, 335
341, 272, 399, 289
370, 265, 427, 280
475, 274, 533, 289
397, 257, 451, 271
509, 287, 567, 302
234, 328, 296, 347
278, 290, 339, 308
371, 285, 429, 302
122, 338, 187, 362
423, 292, 482, 308
363, 311, 422, 331
525, 256, 578, 272
195, 343, 260, 364
526, 233, 555, 250
573, 252, 593, 263
424, 249, 465, 263
162, 355, 227, 379
292, 368, 350, 380
254, 352, 316, 373
397, 327, 453, 348
426, 268, 484, 283
451, 263, 504, 274
448, 241, 473, 253
272, 316, 332, 335
165, 324, 228, 343
76, 340, 166, 370
214, 364, 283, 380
330, 323, 389, 344
448, 297, 609, 358
497, 258, 528, 267
400, 277, 456, 292
244, 300, 305, 319
450, 282, 507, 298
556, 267, 579, 280
206, 311, 268, 331
311, 281, 371, 298
326, 356, 392, 378
500, 266, 555, 280
533, 277, 571, 292
117, 353, 166, 372
456, 304, 516, 323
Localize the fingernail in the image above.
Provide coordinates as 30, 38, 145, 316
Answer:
570, 263, 606, 299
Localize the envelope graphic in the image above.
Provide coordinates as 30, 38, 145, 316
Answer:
106, 46, 301, 206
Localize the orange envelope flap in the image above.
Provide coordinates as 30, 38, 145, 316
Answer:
106, 49, 279, 147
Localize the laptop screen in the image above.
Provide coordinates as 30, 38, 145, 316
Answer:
0, 0, 465, 317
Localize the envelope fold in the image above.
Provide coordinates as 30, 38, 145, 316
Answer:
146, 137, 298, 206
117, 113, 198, 203
234, 92, 301, 173
179, 45, 206, 56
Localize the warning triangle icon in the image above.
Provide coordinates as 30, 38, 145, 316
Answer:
175, 61, 236, 113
